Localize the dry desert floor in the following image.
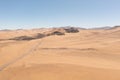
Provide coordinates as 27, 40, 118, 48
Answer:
0, 27, 120, 80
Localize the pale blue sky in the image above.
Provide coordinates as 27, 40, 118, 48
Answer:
0, 0, 120, 29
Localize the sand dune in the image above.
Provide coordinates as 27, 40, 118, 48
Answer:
0, 27, 120, 80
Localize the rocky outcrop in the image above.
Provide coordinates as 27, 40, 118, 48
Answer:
9, 36, 35, 41
63, 27, 79, 33
9, 31, 65, 41
8, 27, 80, 41
50, 31, 65, 35
34, 33, 46, 38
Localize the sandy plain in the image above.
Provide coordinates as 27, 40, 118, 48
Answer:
0, 27, 120, 80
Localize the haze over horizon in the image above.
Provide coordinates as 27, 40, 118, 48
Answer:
0, 0, 120, 29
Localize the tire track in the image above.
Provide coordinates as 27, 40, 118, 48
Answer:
0, 39, 43, 71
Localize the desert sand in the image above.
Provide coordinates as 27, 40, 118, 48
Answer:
0, 27, 120, 80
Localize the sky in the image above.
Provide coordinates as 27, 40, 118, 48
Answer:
0, 0, 120, 29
